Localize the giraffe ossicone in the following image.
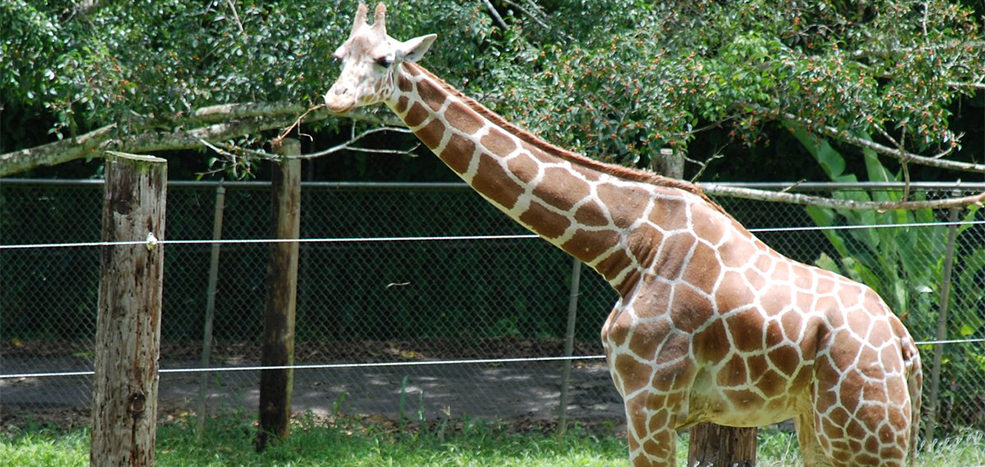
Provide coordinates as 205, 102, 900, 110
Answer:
325, 4, 923, 466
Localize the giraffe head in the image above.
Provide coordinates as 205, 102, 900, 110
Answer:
324, 2, 436, 113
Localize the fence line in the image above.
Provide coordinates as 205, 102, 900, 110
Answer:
3, 219, 985, 251
4, 338, 984, 380
2, 180, 982, 431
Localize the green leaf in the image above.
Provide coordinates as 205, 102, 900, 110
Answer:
815, 252, 842, 274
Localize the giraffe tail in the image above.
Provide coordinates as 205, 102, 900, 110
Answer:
903, 336, 923, 467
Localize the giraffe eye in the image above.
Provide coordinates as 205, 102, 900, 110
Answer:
374, 55, 393, 68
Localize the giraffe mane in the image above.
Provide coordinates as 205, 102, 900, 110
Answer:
405, 63, 729, 216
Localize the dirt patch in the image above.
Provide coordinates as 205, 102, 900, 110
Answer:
2, 338, 620, 433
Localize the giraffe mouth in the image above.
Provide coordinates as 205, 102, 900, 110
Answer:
323, 93, 356, 114
325, 101, 355, 114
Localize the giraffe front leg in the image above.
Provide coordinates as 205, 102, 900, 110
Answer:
623, 390, 684, 467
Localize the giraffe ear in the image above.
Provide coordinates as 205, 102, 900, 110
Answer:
394, 34, 436, 63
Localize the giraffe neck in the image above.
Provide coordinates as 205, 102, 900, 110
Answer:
385, 62, 698, 295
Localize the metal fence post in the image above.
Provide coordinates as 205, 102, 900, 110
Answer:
196, 184, 225, 437
557, 257, 582, 438
922, 197, 962, 449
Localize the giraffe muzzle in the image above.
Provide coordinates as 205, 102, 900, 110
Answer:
324, 88, 356, 114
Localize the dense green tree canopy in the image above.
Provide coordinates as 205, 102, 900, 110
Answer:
2, 0, 982, 184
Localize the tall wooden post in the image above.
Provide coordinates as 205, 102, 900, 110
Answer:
90, 152, 167, 467
256, 139, 302, 451
654, 149, 758, 466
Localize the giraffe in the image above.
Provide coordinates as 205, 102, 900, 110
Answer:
324, 4, 923, 466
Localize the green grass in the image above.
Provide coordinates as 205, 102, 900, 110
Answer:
2, 416, 983, 467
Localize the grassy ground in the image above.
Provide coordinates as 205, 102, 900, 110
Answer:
2, 414, 983, 467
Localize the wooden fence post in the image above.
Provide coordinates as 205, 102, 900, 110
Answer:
90, 152, 167, 467
256, 139, 302, 451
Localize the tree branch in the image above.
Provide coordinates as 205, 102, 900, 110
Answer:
480, 0, 508, 30
700, 184, 985, 211
948, 81, 985, 90
200, 126, 418, 171
852, 40, 985, 59
0, 101, 406, 176
302, 126, 417, 159
779, 111, 985, 174
500, 0, 575, 42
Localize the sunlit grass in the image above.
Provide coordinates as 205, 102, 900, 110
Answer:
2, 415, 983, 466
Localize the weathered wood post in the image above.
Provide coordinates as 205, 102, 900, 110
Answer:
256, 139, 302, 451
653, 148, 758, 467
652, 148, 685, 181
688, 423, 758, 467
90, 152, 167, 467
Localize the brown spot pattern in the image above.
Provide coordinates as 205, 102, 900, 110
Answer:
416, 79, 446, 112
404, 102, 429, 127
726, 308, 765, 353
480, 127, 518, 158
471, 153, 522, 210
652, 233, 695, 279
682, 242, 720, 295
649, 196, 688, 231
573, 201, 609, 227
628, 319, 671, 360
670, 286, 714, 334
519, 200, 570, 239
415, 118, 446, 150
395, 95, 409, 113
597, 184, 649, 229
532, 167, 591, 212
439, 134, 475, 174
446, 101, 485, 135
615, 354, 652, 395
562, 229, 620, 263
506, 153, 539, 185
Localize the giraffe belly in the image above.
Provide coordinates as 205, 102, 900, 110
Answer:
679, 364, 812, 429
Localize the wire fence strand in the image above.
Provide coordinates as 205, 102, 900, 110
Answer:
4, 220, 984, 251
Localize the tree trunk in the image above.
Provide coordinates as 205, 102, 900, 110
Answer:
688, 423, 758, 467
90, 152, 167, 467
256, 139, 302, 451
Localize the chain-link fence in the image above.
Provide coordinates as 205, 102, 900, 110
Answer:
1, 179, 983, 435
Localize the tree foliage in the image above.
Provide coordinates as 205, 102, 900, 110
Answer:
1, 0, 982, 181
